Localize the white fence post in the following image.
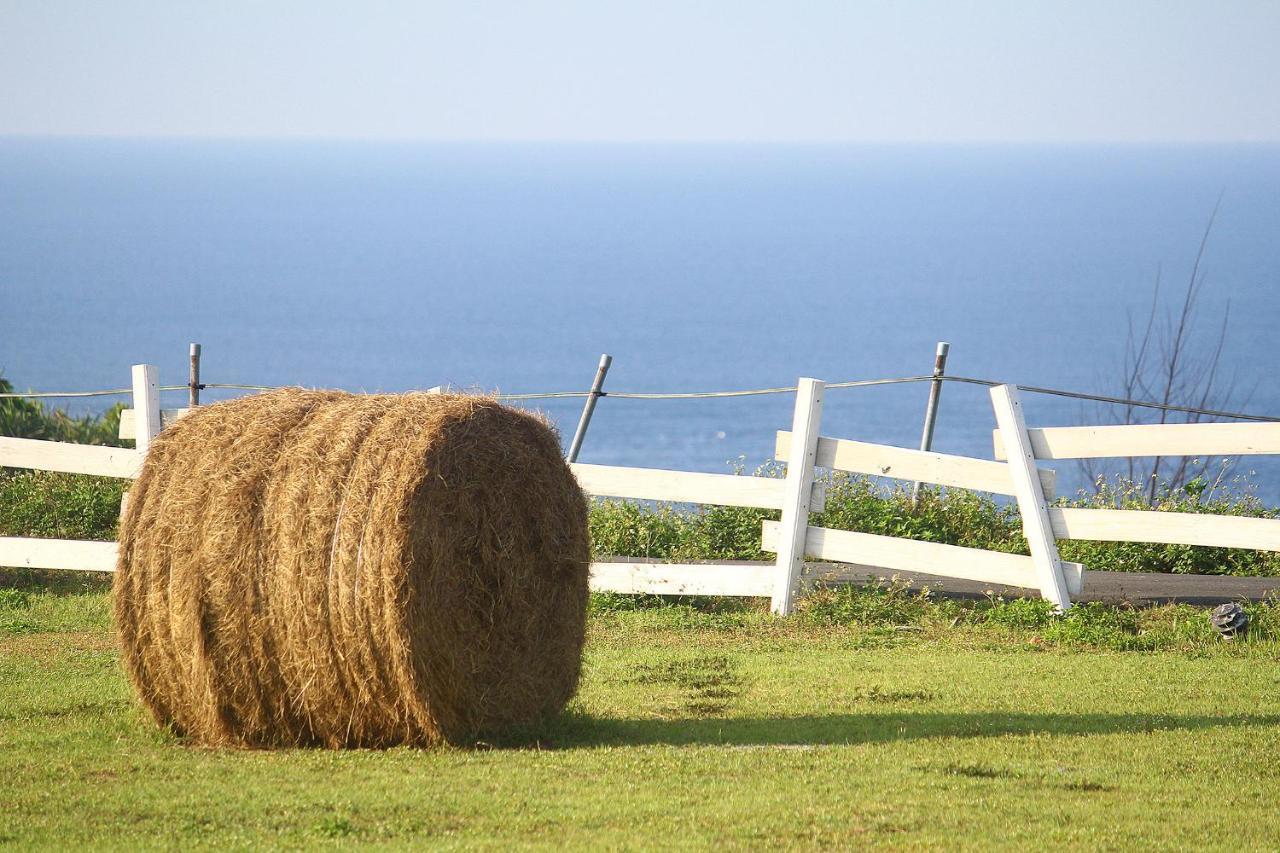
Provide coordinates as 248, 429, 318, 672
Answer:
990, 384, 1072, 611
771, 378, 825, 616
131, 364, 161, 454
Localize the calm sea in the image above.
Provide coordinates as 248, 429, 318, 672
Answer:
2, 140, 1278, 498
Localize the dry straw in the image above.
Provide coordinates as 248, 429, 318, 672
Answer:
114, 388, 590, 748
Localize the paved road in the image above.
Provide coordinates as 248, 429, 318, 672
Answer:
599, 557, 1280, 606
804, 562, 1280, 606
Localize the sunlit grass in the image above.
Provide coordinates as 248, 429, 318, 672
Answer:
3, 589, 1279, 849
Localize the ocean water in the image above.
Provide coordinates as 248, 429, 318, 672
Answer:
2, 139, 1278, 498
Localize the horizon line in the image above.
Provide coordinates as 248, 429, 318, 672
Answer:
2, 133, 1279, 147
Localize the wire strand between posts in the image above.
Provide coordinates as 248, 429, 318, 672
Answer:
2, 376, 1276, 422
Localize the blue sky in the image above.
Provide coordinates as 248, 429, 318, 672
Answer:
2, 1, 1277, 142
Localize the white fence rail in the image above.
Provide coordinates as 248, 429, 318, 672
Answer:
0, 436, 143, 479
579, 377, 827, 610
765, 385, 1280, 611
4, 366, 1280, 614
118, 407, 187, 440
570, 462, 825, 511
992, 422, 1280, 460
760, 522, 1085, 597
1, 364, 160, 577
588, 561, 776, 597
775, 434, 1058, 498
0, 537, 118, 572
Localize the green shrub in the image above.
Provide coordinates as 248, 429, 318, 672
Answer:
1, 374, 129, 551
1057, 477, 1280, 576
982, 596, 1059, 629
588, 470, 1280, 578
589, 500, 692, 560
795, 578, 950, 626
0, 470, 126, 540
0, 588, 31, 610
0, 376, 125, 446
588, 498, 776, 563
814, 476, 1027, 553
1043, 601, 1142, 646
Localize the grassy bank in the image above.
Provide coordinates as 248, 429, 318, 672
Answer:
3, 588, 1280, 849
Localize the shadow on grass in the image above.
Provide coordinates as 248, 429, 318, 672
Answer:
527, 710, 1280, 749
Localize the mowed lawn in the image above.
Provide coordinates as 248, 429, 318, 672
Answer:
3, 591, 1280, 850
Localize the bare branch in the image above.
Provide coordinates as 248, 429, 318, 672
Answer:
1088, 200, 1240, 503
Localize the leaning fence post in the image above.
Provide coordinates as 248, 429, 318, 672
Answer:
188, 343, 202, 408
566, 354, 612, 463
771, 378, 825, 616
990, 384, 1072, 611
911, 341, 950, 505
131, 364, 162, 454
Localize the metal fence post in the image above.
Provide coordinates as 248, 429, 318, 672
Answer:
189, 343, 202, 408
911, 341, 950, 504
566, 354, 612, 463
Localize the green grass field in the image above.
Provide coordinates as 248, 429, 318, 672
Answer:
3, 587, 1279, 850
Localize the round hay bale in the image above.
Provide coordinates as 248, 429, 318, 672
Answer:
114, 388, 590, 748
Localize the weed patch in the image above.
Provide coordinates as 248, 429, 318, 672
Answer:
851, 687, 938, 704
633, 654, 743, 716
939, 763, 1013, 780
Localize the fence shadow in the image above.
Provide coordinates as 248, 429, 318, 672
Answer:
523, 710, 1280, 750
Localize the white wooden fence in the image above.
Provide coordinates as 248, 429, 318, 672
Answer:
4, 366, 1280, 614
0, 365, 157, 574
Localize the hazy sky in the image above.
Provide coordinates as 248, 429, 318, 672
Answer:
2, 1, 1278, 142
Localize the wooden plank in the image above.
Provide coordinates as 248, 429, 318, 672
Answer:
589, 561, 774, 597
571, 463, 825, 512
1049, 507, 1280, 551
993, 421, 1280, 461
771, 378, 825, 616
990, 385, 1073, 609
777, 431, 1056, 498
0, 537, 118, 572
131, 364, 161, 453
761, 521, 1084, 596
1068, 569, 1280, 605
119, 408, 188, 440
0, 436, 144, 479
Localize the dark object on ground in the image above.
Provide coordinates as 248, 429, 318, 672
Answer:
1209, 602, 1249, 639
114, 388, 591, 748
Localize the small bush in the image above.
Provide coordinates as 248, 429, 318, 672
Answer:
1043, 602, 1142, 647
1057, 477, 1280, 576
589, 499, 776, 563
0, 470, 126, 541
0, 373, 129, 559
983, 597, 1059, 629
0, 588, 31, 610
589, 470, 1280, 578
815, 476, 1026, 554
0, 375, 124, 447
796, 579, 949, 626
